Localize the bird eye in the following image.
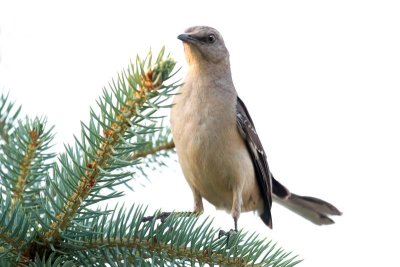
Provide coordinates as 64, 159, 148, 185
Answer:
207, 34, 216, 43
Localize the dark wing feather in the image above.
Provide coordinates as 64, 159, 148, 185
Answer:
236, 98, 341, 226
236, 96, 273, 228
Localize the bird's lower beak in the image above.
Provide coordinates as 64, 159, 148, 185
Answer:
177, 34, 198, 43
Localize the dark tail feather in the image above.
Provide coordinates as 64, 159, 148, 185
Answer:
260, 211, 273, 229
273, 193, 342, 225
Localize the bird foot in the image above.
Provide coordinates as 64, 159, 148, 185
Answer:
142, 212, 173, 223
218, 229, 238, 245
141, 211, 198, 224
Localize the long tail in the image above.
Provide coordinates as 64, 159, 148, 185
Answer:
271, 175, 342, 225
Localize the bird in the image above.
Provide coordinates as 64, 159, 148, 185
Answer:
170, 26, 341, 230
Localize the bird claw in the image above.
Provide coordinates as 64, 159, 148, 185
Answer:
142, 211, 199, 224
142, 212, 172, 223
218, 229, 238, 245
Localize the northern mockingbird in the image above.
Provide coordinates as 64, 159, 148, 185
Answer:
171, 26, 341, 230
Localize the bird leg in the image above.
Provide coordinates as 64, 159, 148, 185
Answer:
192, 189, 204, 213
218, 191, 241, 240
231, 189, 242, 231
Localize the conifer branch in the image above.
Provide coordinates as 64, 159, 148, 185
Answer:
129, 139, 175, 161
0, 118, 54, 214
85, 237, 247, 265
0, 93, 21, 145
11, 129, 40, 208
44, 51, 177, 241
59, 205, 300, 266
0, 194, 30, 261
0, 230, 25, 255
29, 253, 75, 267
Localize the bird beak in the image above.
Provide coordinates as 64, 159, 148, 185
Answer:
177, 34, 198, 43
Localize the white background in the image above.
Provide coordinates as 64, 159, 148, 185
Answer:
1, 1, 400, 266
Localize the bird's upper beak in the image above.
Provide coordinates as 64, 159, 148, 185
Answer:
177, 33, 198, 43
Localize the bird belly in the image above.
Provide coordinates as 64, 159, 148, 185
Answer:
174, 117, 263, 213
171, 84, 263, 214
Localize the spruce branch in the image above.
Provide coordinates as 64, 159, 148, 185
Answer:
12, 121, 43, 207
123, 122, 176, 182
0, 92, 21, 145
28, 253, 75, 267
129, 139, 174, 161
60, 205, 300, 266
43, 48, 179, 242
0, 118, 55, 211
0, 192, 30, 262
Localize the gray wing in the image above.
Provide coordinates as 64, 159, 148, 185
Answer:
236, 96, 273, 228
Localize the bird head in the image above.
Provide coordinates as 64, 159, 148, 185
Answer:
177, 26, 229, 66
